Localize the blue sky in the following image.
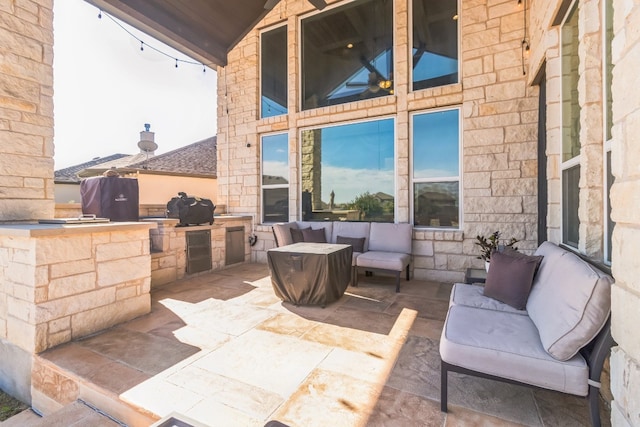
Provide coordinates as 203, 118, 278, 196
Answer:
53, 0, 217, 169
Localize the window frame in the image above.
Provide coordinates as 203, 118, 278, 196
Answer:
260, 23, 288, 119
560, 0, 581, 249
298, 0, 395, 112
260, 132, 290, 224
410, 106, 463, 229
298, 115, 398, 223
409, 0, 461, 92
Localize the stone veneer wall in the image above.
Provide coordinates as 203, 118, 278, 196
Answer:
217, 0, 539, 280
609, 0, 640, 422
148, 216, 253, 288
0, 0, 55, 222
0, 223, 153, 402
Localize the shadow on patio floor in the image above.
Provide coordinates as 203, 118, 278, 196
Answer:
35, 263, 610, 427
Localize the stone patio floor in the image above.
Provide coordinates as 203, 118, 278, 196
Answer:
34, 263, 610, 426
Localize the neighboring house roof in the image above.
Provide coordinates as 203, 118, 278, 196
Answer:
127, 136, 217, 177
55, 137, 217, 183
374, 192, 394, 202
54, 154, 130, 183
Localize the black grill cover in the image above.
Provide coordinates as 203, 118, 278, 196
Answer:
80, 176, 139, 221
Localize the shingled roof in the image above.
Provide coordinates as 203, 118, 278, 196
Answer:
54, 154, 130, 183
127, 136, 216, 177
55, 136, 217, 183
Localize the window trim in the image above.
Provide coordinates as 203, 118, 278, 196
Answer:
409, 106, 463, 229
259, 23, 288, 120
260, 132, 290, 224
298, 115, 398, 222
409, 0, 461, 93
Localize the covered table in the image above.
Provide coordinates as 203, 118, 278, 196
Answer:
267, 242, 353, 306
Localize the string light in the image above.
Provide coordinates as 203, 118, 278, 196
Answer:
96, 8, 209, 73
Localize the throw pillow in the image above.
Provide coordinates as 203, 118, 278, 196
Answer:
336, 235, 366, 253
290, 227, 310, 243
301, 227, 327, 243
483, 250, 544, 310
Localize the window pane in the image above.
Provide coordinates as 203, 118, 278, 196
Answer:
261, 26, 287, 118
414, 182, 459, 227
263, 188, 289, 223
301, 119, 395, 222
561, 5, 580, 162
412, 0, 459, 90
562, 165, 580, 248
301, 0, 393, 110
413, 109, 459, 178
262, 134, 289, 185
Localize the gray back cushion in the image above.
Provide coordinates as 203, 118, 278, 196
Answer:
368, 223, 412, 253
272, 222, 297, 247
527, 242, 613, 361
331, 222, 371, 251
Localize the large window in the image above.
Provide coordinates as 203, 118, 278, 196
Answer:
561, 3, 580, 248
300, 119, 395, 222
412, 0, 459, 91
412, 108, 460, 228
261, 26, 287, 118
262, 133, 289, 223
301, 0, 393, 110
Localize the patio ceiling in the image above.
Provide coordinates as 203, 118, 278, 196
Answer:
84, 0, 272, 67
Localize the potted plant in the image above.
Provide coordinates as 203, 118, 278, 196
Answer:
475, 231, 519, 271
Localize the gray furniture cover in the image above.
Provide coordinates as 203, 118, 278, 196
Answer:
80, 176, 139, 222
267, 243, 352, 306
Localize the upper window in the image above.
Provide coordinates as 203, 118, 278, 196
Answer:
412, 108, 461, 228
261, 26, 288, 118
561, 3, 580, 248
412, 0, 459, 91
261, 133, 289, 223
300, 119, 395, 222
301, 0, 393, 111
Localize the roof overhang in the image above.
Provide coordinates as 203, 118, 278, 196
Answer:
84, 0, 273, 67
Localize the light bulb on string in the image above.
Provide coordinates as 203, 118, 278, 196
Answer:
140, 41, 144, 51
98, 10, 102, 19
175, 59, 178, 68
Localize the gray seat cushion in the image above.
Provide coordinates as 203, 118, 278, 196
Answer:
356, 251, 410, 271
449, 283, 527, 315
440, 304, 589, 396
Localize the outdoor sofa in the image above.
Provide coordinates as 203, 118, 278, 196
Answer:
440, 241, 614, 427
272, 221, 412, 292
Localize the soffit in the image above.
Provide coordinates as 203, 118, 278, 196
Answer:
84, 0, 271, 67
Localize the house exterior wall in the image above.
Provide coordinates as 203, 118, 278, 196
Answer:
0, 0, 55, 222
217, 0, 539, 280
527, 0, 640, 423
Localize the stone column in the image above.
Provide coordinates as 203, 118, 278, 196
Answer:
0, 0, 55, 222
609, 0, 640, 422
